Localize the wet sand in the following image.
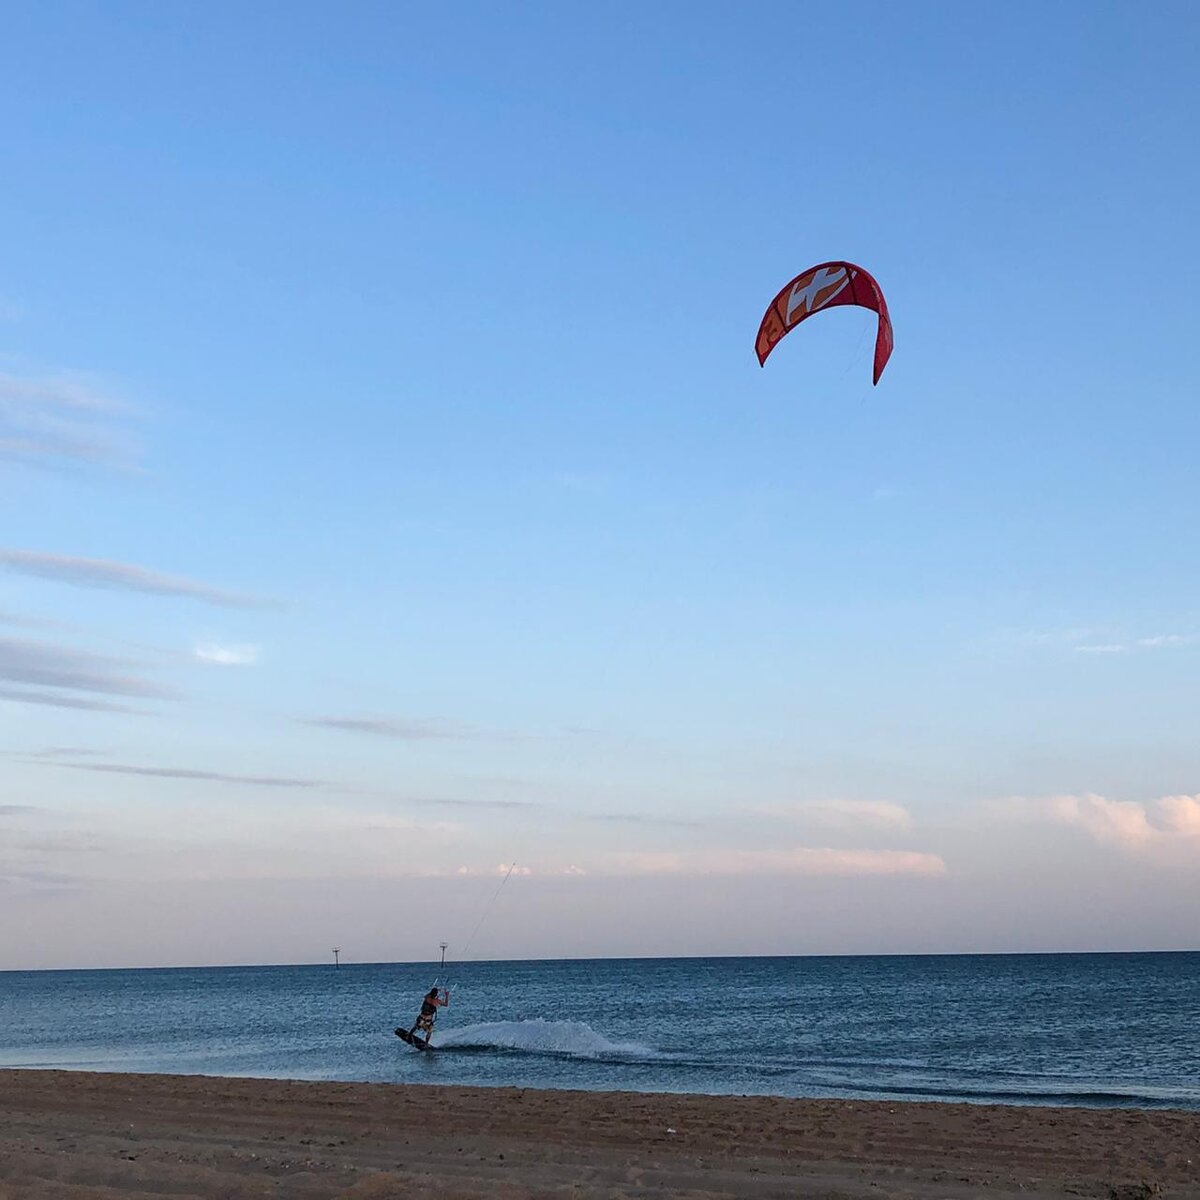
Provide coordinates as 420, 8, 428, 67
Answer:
0, 1069, 1194, 1198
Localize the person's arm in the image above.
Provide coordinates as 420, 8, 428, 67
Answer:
438, 990, 450, 1007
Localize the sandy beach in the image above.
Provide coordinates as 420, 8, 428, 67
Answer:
0, 1070, 1194, 1199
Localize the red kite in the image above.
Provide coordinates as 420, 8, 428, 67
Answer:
755, 261, 893, 385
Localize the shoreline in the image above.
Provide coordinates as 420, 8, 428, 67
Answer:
4, 1061, 1196, 1114
1, 1069, 1196, 1198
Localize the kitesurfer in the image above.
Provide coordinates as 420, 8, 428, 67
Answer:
408, 986, 449, 1045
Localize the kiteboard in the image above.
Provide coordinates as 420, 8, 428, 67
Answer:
394, 1027, 432, 1051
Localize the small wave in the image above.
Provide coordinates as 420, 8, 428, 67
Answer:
434, 1019, 656, 1060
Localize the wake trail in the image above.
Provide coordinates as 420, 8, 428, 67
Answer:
434, 1019, 658, 1061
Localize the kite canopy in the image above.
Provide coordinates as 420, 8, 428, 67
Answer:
755, 261, 893, 385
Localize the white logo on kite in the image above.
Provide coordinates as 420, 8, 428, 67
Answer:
785, 266, 854, 326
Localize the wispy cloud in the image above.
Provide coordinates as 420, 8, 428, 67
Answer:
587, 812, 705, 829
28, 747, 106, 759
302, 715, 477, 740
0, 636, 171, 701
1074, 635, 1200, 654
997, 627, 1101, 649
551, 470, 613, 495
13, 834, 109, 854
46, 761, 327, 789
998, 626, 1200, 657
455, 863, 534, 877
0, 369, 137, 470
998, 792, 1200, 850
405, 796, 542, 811
0, 867, 86, 890
0, 805, 37, 817
0, 608, 53, 628
609, 846, 945, 878
0, 686, 145, 714
194, 642, 259, 666
759, 799, 913, 832
0, 550, 274, 609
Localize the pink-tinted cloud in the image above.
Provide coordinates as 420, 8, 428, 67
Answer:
760, 799, 912, 832
608, 846, 945, 878
1156, 795, 1200, 836
1000, 792, 1200, 850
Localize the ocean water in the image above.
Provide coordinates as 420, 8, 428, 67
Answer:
1, 953, 1197, 1109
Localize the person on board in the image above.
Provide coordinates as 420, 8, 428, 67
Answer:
408, 986, 449, 1045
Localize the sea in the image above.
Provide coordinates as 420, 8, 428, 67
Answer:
1, 953, 1197, 1109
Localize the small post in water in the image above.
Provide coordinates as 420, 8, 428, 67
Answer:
332, 946, 341, 969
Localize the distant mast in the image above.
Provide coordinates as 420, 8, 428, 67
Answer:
332, 947, 341, 969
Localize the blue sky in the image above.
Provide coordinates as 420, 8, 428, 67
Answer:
2, 2, 1199, 968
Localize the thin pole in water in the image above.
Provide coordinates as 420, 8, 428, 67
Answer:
332, 947, 340, 969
